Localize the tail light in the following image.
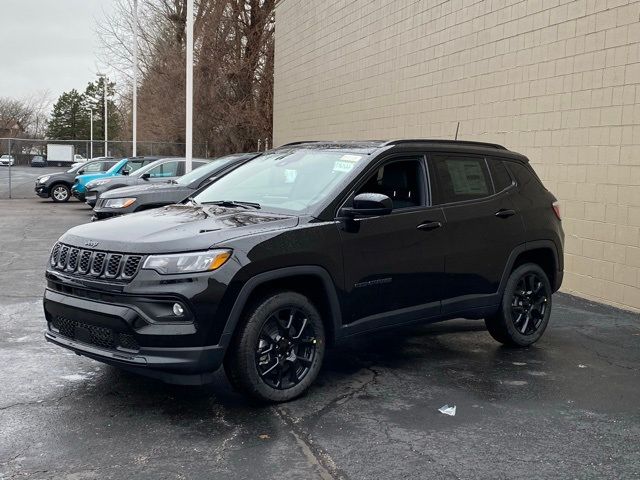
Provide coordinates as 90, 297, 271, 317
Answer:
552, 201, 561, 220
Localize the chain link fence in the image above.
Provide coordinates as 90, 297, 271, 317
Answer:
0, 137, 209, 199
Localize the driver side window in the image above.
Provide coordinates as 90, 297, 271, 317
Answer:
355, 158, 425, 210
146, 161, 180, 177
83, 162, 103, 173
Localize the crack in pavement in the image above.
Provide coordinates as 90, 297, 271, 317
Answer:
274, 406, 348, 480
307, 365, 380, 422
0, 390, 75, 412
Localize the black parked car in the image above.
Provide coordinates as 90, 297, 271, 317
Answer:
35, 158, 117, 202
31, 155, 47, 167
92, 153, 258, 220
83, 157, 211, 208
43, 140, 564, 402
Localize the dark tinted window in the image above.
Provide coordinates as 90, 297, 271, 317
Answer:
356, 158, 424, 210
488, 159, 513, 192
431, 155, 492, 204
506, 161, 543, 189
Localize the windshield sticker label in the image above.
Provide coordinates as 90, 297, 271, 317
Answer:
333, 161, 356, 173
284, 169, 298, 183
340, 154, 362, 162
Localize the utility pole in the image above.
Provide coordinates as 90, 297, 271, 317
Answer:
185, 0, 194, 173
132, 0, 138, 157
87, 108, 94, 159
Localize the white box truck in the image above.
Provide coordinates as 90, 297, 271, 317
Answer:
47, 144, 75, 167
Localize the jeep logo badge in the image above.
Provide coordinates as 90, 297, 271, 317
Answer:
84, 240, 100, 248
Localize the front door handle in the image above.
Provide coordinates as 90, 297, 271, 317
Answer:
417, 221, 443, 231
495, 209, 516, 218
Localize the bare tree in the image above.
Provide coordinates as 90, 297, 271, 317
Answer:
0, 91, 52, 138
96, 0, 275, 156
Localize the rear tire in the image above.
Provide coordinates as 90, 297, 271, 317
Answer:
50, 183, 70, 203
224, 291, 326, 402
485, 263, 552, 347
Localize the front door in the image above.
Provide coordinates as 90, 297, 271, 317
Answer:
339, 156, 447, 330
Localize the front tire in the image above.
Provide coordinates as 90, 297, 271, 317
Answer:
485, 263, 552, 347
50, 183, 71, 203
224, 291, 326, 402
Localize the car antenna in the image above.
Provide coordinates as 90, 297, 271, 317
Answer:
454, 121, 460, 141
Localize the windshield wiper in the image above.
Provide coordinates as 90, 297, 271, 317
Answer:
186, 196, 200, 206
201, 200, 261, 209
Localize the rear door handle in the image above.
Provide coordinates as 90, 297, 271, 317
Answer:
417, 221, 443, 231
495, 209, 516, 218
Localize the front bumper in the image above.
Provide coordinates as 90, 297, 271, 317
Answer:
43, 286, 226, 385
35, 183, 50, 198
85, 190, 98, 207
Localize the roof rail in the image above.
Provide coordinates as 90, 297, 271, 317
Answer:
382, 139, 507, 150
278, 141, 327, 147
278, 140, 386, 148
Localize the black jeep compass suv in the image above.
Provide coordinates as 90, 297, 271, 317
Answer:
43, 140, 564, 402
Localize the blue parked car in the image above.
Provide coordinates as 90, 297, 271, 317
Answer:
72, 157, 158, 201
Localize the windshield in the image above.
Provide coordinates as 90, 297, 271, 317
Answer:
106, 159, 127, 174
193, 149, 364, 212
67, 162, 91, 173
175, 155, 240, 186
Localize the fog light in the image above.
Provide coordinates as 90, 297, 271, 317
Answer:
172, 303, 185, 316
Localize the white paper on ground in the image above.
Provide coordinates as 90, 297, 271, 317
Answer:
438, 404, 457, 416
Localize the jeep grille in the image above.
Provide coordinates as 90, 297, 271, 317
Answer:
49, 243, 143, 282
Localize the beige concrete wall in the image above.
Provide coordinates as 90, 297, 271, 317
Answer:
273, 0, 640, 311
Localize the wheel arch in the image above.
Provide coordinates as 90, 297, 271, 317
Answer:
219, 266, 343, 351
500, 240, 561, 294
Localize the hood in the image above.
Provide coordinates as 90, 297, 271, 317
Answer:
60, 204, 300, 254
100, 182, 187, 199
39, 171, 70, 181
89, 176, 146, 189
75, 172, 111, 185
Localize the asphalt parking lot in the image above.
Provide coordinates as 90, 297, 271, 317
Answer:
1, 197, 639, 480
0, 166, 66, 200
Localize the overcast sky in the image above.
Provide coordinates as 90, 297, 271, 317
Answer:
1, 0, 116, 102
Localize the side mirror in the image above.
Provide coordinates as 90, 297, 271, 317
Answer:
78, 169, 84, 174
141, 172, 150, 180
340, 193, 393, 218
122, 169, 130, 176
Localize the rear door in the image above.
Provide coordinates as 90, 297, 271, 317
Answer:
429, 154, 525, 314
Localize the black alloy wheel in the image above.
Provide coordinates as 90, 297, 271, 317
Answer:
224, 291, 326, 402
510, 272, 548, 335
485, 263, 552, 347
255, 307, 317, 390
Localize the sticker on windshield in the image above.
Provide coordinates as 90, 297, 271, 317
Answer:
333, 161, 355, 173
340, 154, 362, 162
284, 169, 298, 183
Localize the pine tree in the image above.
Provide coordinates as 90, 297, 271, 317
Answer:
46, 90, 88, 139
84, 77, 120, 142
46, 76, 120, 141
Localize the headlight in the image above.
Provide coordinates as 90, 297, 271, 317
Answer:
103, 198, 136, 209
142, 249, 232, 275
38, 176, 50, 183
88, 179, 111, 187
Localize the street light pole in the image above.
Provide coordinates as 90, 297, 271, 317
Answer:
132, 0, 138, 157
185, 0, 194, 173
88, 108, 94, 159
104, 76, 108, 156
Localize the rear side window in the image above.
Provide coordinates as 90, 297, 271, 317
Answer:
488, 159, 514, 192
430, 155, 493, 204
506, 162, 544, 189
